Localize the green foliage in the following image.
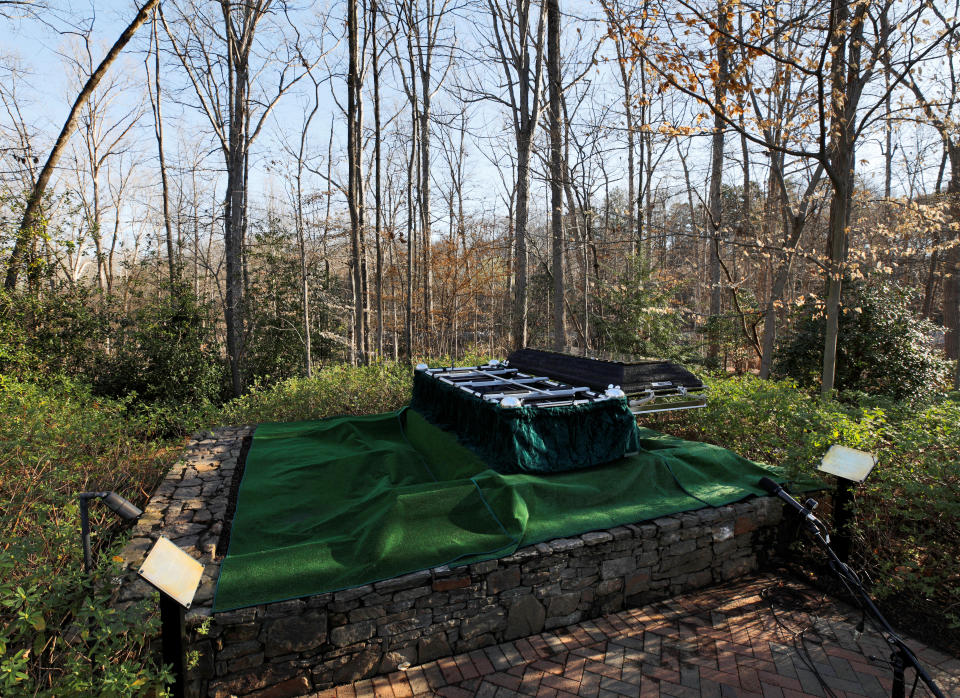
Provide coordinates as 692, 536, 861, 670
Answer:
593, 255, 694, 362
94, 288, 226, 411
774, 278, 950, 402
0, 376, 178, 695
242, 217, 349, 384
218, 361, 413, 425
651, 375, 960, 623
0, 288, 112, 380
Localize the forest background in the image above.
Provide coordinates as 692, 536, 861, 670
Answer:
0, 0, 958, 695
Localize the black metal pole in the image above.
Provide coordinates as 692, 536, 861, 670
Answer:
79, 494, 94, 575
832, 478, 854, 563
812, 530, 945, 698
160, 592, 187, 698
891, 648, 906, 698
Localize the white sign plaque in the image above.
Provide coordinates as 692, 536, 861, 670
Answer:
818, 445, 877, 483
138, 536, 204, 608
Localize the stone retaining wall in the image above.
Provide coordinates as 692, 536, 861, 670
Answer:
118, 428, 786, 698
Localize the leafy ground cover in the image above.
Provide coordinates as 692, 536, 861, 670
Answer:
0, 376, 178, 695
1, 366, 956, 696
647, 375, 960, 650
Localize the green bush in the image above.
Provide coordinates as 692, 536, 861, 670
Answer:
774, 278, 950, 402
94, 289, 226, 411
593, 255, 696, 362
218, 361, 413, 425
649, 375, 960, 623
0, 376, 178, 695
0, 288, 112, 381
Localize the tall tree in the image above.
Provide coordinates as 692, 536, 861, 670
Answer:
484, 0, 547, 350
347, 0, 366, 364
705, 0, 730, 362
162, 0, 309, 394
146, 8, 176, 292
546, 0, 565, 351
4, 0, 160, 291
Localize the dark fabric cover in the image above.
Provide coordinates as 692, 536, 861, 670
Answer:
506, 348, 705, 393
410, 370, 640, 473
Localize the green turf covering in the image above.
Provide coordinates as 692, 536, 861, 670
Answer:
213, 409, 785, 612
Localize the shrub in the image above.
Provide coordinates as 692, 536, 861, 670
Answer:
592, 255, 696, 362
774, 277, 950, 402
0, 376, 178, 695
218, 361, 413, 425
95, 288, 227, 410
0, 288, 112, 381
648, 375, 960, 626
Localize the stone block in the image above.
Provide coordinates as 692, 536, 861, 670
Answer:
548, 537, 584, 553
501, 546, 539, 563
228, 651, 264, 673
246, 676, 311, 698
460, 608, 506, 640
379, 613, 429, 636
373, 570, 431, 594
665, 539, 697, 557
208, 661, 298, 698
624, 570, 651, 597
600, 556, 635, 580
486, 565, 521, 594
546, 591, 580, 618
735, 515, 757, 535
332, 648, 381, 684
653, 516, 681, 533
378, 646, 417, 673
223, 622, 259, 643
469, 559, 499, 575
504, 594, 545, 641
597, 578, 623, 595
334, 584, 373, 603
264, 599, 306, 618
348, 606, 386, 623
263, 611, 327, 656
418, 633, 453, 663
581, 531, 614, 546
394, 585, 431, 603
432, 576, 471, 592
329, 620, 376, 648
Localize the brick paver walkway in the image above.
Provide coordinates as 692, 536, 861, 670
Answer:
316, 575, 959, 697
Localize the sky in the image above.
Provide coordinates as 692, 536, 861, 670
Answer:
0, 0, 947, 246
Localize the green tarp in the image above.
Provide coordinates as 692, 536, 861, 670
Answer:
213, 409, 785, 612
410, 371, 639, 473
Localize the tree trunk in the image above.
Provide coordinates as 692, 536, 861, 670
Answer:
5, 0, 161, 290
372, 0, 384, 359
944, 142, 960, 388
705, 8, 728, 362
547, 0, 565, 351
347, 0, 366, 365
820, 0, 860, 398
149, 10, 177, 293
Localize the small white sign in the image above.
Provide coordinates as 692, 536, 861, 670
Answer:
138, 537, 204, 608
818, 445, 877, 483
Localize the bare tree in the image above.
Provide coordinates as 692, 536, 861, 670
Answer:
4, 0, 160, 291
484, 0, 546, 350
546, 0, 565, 350
145, 8, 176, 292
161, 0, 311, 394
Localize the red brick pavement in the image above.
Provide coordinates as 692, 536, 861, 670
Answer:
311, 575, 959, 697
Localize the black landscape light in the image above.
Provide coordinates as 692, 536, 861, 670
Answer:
816, 445, 877, 563
79, 491, 143, 575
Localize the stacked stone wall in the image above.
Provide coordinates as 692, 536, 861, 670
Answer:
118, 428, 786, 698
